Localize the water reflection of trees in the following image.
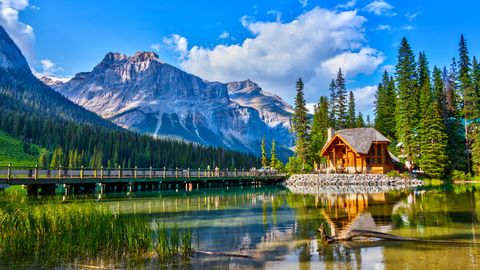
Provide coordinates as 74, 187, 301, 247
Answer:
392, 185, 480, 229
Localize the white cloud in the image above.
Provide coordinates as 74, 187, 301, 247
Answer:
163, 34, 188, 58
306, 103, 316, 114
299, 0, 308, 8
364, 0, 396, 16
352, 85, 377, 114
0, 0, 35, 64
405, 11, 421, 22
402, 25, 414, 31
178, 7, 384, 103
373, 24, 392, 31
267, 10, 282, 22
218, 31, 229, 39
33, 58, 71, 82
151, 43, 161, 51
336, 0, 356, 10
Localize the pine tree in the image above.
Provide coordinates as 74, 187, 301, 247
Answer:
292, 78, 310, 165
418, 52, 432, 117
445, 59, 460, 118
261, 136, 268, 167
335, 69, 348, 129
366, 115, 371, 127
458, 34, 478, 121
395, 37, 419, 167
419, 102, 448, 178
310, 96, 329, 163
433, 66, 447, 118
50, 147, 64, 167
270, 139, 278, 169
472, 129, 480, 174
346, 91, 356, 128
473, 56, 480, 109
38, 153, 47, 167
328, 79, 337, 129
356, 112, 365, 128
375, 71, 396, 140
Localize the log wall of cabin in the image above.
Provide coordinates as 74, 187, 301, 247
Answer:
324, 139, 394, 174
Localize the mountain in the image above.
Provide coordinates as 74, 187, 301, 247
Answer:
55, 52, 293, 159
0, 26, 119, 129
40, 76, 65, 88
0, 25, 260, 169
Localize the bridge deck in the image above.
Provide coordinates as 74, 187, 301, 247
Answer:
0, 166, 286, 186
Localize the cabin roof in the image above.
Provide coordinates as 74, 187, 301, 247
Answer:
321, 127, 390, 155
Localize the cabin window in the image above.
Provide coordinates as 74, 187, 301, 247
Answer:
370, 158, 375, 165
377, 146, 382, 156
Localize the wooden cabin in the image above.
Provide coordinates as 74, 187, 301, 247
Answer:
320, 128, 399, 174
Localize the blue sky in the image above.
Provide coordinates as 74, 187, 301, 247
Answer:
1, 0, 480, 115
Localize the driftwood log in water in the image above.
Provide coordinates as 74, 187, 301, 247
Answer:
194, 250, 254, 259
317, 225, 476, 245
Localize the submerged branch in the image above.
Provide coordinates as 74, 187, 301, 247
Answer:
194, 250, 254, 259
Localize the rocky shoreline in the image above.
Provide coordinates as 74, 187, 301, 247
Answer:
285, 174, 422, 194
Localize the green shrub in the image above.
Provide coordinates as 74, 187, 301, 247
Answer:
386, 170, 401, 177
451, 170, 470, 181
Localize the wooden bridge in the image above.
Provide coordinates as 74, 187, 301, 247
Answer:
0, 165, 286, 196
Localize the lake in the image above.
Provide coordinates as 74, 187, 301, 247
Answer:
2, 184, 479, 269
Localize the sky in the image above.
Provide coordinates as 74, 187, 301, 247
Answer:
1, 0, 480, 116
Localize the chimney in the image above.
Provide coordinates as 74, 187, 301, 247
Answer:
327, 128, 335, 142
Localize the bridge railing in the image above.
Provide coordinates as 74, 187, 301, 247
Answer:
0, 165, 284, 181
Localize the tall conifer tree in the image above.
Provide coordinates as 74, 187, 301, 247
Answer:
375, 71, 396, 140
292, 78, 310, 164
356, 112, 365, 128
395, 37, 418, 167
346, 91, 356, 128
261, 136, 268, 167
419, 102, 448, 178
328, 79, 337, 129
270, 139, 278, 169
335, 69, 348, 129
310, 96, 329, 163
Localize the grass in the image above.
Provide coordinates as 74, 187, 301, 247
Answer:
0, 131, 46, 166
0, 188, 192, 267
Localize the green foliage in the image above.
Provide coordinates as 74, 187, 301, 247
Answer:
450, 169, 471, 181
261, 136, 268, 167
328, 79, 337, 129
335, 69, 348, 129
270, 139, 278, 169
154, 224, 192, 262
419, 102, 448, 178
286, 155, 312, 174
356, 112, 365, 128
374, 71, 396, 140
471, 127, 480, 174
0, 131, 45, 166
346, 91, 356, 128
385, 170, 401, 178
395, 37, 419, 166
292, 78, 310, 164
309, 96, 329, 164
458, 35, 479, 120
0, 103, 260, 169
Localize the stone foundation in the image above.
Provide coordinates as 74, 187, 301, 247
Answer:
285, 173, 422, 189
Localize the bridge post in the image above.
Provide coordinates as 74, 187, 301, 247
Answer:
175, 167, 178, 178
234, 168, 237, 177
80, 166, 84, 180
118, 166, 122, 179
34, 164, 39, 181
198, 168, 200, 178
242, 168, 245, 177
226, 168, 228, 177
7, 163, 11, 182
188, 168, 190, 178
134, 166, 138, 179
100, 166, 104, 180
150, 166, 153, 179
163, 167, 166, 178
58, 165, 62, 180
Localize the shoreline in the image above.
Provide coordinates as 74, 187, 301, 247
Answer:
285, 173, 422, 189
